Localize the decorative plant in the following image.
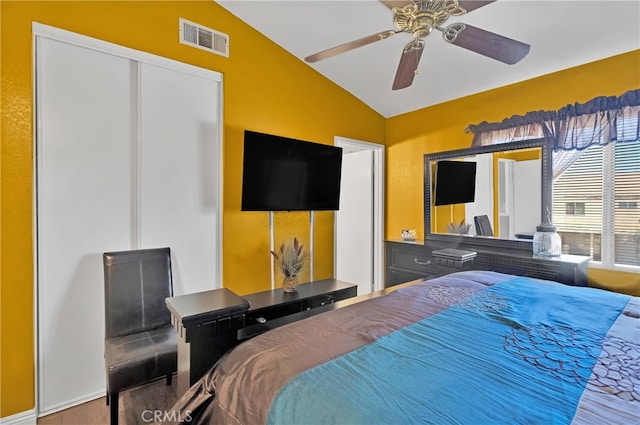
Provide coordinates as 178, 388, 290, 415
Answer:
448, 219, 472, 235
271, 237, 307, 278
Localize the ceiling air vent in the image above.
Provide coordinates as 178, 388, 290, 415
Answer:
179, 18, 229, 57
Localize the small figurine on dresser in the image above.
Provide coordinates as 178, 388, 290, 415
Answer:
401, 229, 417, 241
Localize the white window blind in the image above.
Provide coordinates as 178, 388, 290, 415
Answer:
553, 141, 640, 268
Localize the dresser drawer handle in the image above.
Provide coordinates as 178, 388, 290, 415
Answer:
414, 258, 431, 266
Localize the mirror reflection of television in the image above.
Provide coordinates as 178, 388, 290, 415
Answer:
434, 160, 477, 206
241, 130, 343, 211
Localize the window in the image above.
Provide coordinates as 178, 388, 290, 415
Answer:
619, 202, 638, 209
565, 202, 585, 215
553, 141, 640, 268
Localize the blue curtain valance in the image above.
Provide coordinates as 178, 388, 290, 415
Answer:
466, 89, 640, 151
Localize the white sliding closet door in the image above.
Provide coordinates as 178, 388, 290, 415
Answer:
36, 36, 134, 413
139, 64, 219, 295
35, 24, 223, 415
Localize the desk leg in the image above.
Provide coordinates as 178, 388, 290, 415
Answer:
176, 331, 239, 395
189, 334, 237, 383
176, 332, 192, 396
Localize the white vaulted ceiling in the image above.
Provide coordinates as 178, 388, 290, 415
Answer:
217, 0, 640, 117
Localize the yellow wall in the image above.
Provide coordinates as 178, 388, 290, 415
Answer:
0, 0, 385, 417
1, 0, 638, 418
590, 267, 640, 297
385, 50, 640, 296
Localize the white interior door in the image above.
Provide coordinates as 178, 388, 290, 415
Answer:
336, 150, 374, 295
36, 36, 134, 413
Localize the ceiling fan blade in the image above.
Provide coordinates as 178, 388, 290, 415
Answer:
305, 30, 398, 63
457, 1, 497, 14
443, 23, 530, 64
379, 0, 413, 10
392, 40, 425, 90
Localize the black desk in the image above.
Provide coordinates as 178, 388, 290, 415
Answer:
240, 279, 357, 339
166, 279, 357, 394
166, 288, 249, 394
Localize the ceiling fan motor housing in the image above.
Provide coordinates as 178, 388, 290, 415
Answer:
393, 0, 466, 39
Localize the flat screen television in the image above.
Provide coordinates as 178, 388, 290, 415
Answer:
241, 130, 343, 211
434, 160, 477, 206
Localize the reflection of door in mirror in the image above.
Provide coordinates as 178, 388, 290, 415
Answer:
513, 158, 541, 236
494, 149, 542, 239
498, 159, 514, 238
464, 154, 493, 235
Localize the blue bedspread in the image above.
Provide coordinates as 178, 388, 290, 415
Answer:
267, 277, 630, 425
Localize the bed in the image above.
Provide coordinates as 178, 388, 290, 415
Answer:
169, 271, 639, 424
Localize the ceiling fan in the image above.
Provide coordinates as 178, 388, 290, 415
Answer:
304, 0, 530, 90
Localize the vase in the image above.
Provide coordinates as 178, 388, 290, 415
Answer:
283, 275, 299, 293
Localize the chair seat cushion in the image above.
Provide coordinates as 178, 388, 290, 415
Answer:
105, 324, 177, 394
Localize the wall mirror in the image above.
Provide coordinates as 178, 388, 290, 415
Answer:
424, 139, 552, 244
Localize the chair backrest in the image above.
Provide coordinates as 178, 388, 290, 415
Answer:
103, 247, 173, 339
474, 215, 494, 236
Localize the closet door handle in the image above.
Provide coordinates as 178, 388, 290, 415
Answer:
414, 258, 431, 266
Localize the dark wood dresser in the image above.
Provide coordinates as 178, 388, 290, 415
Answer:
386, 237, 590, 287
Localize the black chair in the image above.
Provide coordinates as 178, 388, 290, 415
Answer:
474, 215, 494, 236
103, 247, 177, 425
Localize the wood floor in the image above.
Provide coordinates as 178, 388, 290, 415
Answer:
37, 378, 179, 425
37, 397, 110, 425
